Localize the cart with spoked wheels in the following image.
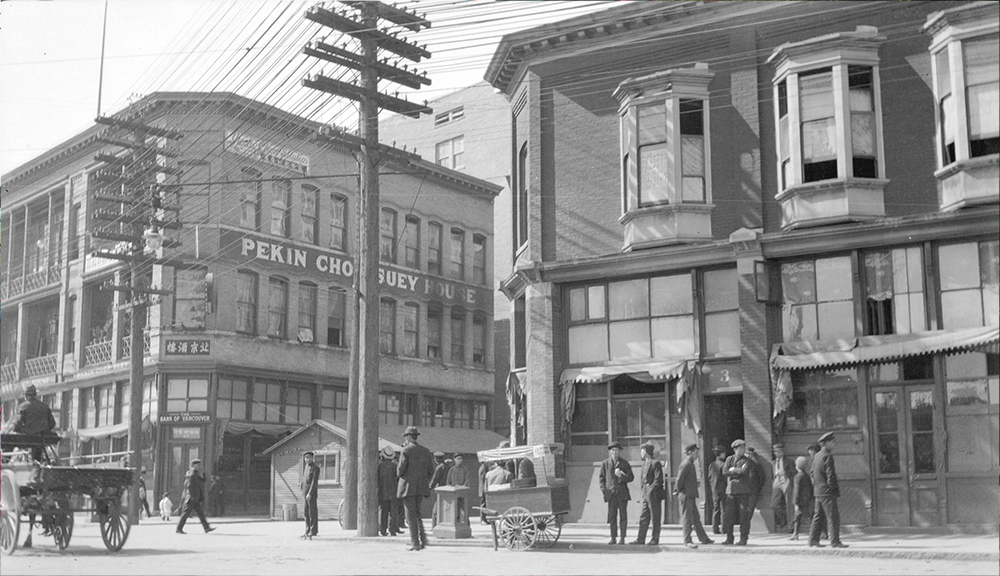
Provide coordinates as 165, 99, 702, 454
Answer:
1, 433, 135, 555
475, 443, 570, 551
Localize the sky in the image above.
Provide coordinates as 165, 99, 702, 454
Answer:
0, 0, 618, 176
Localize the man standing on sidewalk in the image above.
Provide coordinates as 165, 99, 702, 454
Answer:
398, 426, 435, 551
707, 443, 727, 534
722, 439, 757, 545
629, 441, 664, 545
378, 447, 400, 536
675, 443, 714, 549
301, 451, 320, 539
599, 441, 633, 545
771, 443, 796, 532
176, 459, 215, 535
810, 432, 848, 549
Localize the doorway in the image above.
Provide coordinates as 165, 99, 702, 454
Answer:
166, 442, 201, 506
871, 385, 940, 527
701, 393, 744, 523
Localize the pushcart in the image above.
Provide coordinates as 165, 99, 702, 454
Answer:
475, 443, 570, 551
1, 433, 134, 554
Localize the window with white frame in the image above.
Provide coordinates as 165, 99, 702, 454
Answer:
402, 302, 419, 357
770, 29, 885, 190
863, 248, 926, 336
403, 215, 420, 269
473, 313, 486, 365
427, 305, 442, 359
330, 193, 347, 251
380, 208, 397, 264
236, 271, 258, 334
270, 179, 291, 237
298, 282, 317, 342
240, 168, 262, 230
938, 240, 999, 330
435, 135, 464, 169
268, 276, 289, 338
380, 298, 396, 354
434, 106, 464, 127
472, 234, 486, 285
428, 222, 443, 275
300, 185, 319, 245
450, 228, 465, 280
781, 256, 855, 342
451, 308, 465, 363
327, 287, 346, 347
166, 377, 209, 413
313, 450, 341, 484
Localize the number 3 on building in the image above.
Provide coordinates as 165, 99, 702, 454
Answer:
719, 369, 730, 383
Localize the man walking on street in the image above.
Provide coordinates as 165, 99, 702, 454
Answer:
378, 446, 400, 536
810, 432, 848, 549
771, 443, 796, 532
722, 439, 757, 545
301, 451, 320, 539
807, 442, 828, 540
675, 443, 714, 548
707, 443, 727, 534
176, 459, 215, 535
630, 441, 664, 545
398, 426, 435, 551
599, 441, 633, 545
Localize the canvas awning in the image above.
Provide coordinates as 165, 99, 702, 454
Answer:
76, 421, 129, 441
558, 359, 700, 434
771, 325, 999, 417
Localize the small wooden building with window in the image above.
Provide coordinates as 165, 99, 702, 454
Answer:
262, 420, 402, 520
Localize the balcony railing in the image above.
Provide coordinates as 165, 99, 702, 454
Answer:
23, 354, 57, 378
84, 340, 114, 367
0, 263, 62, 300
121, 332, 151, 358
0, 363, 16, 385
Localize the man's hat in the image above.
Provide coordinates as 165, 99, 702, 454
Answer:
454, 453, 464, 459
684, 443, 699, 454
818, 431, 835, 444
712, 443, 727, 453
380, 446, 395, 459
403, 425, 420, 438
641, 440, 656, 454
303, 450, 315, 457
498, 440, 511, 449
190, 458, 202, 466
731, 439, 746, 448
807, 442, 822, 452
772, 443, 785, 450
608, 441, 622, 450
24, 385, 37, 397
433, 451, 445, 458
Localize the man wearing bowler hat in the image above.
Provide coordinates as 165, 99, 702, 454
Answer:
630, 441, 664, 545
599, 441, 634, 545
707, 443, 728, 534
675, 443, 714, 548
809, 432, 848, 548
397, 426, 435, 551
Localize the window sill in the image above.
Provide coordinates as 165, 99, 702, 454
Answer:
776, 177, 889, 231
619, 203, 715, 251
934, 154, 999, 212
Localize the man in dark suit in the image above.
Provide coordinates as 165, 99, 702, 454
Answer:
722, 439, 757, 545
771, 443, 796, 532
377, 446, 400, 536
397, 426, 435, 551
806, 441, 828, 540
629, 441, 664, 545
809, 432, 848, 549
675, 443, 714, 548
429, 451, 448, 528
176, 459, 215, 535
707, 443, 727, 534
14, 385, 57, 462
598, 441, 634, 545
301, 451, 320, 539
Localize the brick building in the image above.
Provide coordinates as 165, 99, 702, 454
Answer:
485, 1, 998, 527
381, 81, 517, 438
0, 92, 502, 514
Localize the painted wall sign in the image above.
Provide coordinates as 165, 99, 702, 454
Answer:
224, 131, 309, 174
162, 412, 212, 424
220, 229, 493, 311
165, 339, 211, 355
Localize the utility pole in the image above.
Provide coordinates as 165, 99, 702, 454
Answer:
92, 108, 182, 525
302, 1, 431, 536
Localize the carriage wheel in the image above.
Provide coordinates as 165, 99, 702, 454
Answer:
52, 500, 74, 550
531, 514, 562, 548
0, 470, 21, 555
498, 506, 536, 551
98, 491, 131, 552
337, 499, 346, 530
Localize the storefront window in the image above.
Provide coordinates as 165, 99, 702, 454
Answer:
781, 256, 855, 342
320, 386, 347, 423
938, 240, 999, 329
703, 268, 739, 356
786, 368, 858, 430
166, 377, 209, 413
863, 248, 925, 335
285, 385, 313, 425
251, 379, 282, 422
217, 377, 249, 420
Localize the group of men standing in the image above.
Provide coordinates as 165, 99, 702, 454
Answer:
600, 432, 846, 549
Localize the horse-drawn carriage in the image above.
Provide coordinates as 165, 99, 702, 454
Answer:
476, 443, 570, 551
0, 433, 134, 554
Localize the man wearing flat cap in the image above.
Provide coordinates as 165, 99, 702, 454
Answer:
707, 443, 728, 534
397, 426, 435, 551
429, 451, 449, 528
176, 459, 215, 535
301, 451, 320, 539
771, 443, 796, 533
810, 432, 848, 548
722, 439, 758, 545
630, 441, 664, 545
599, 441, 634, 545
675, 443, 713, 548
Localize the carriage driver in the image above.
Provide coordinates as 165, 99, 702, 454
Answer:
14, 385, 56, 437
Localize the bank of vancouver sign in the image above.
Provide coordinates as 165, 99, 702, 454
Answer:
221, 230, 493, 311
224, 131, 309, 175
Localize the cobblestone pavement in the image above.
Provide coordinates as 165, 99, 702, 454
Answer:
2, 516, 997, 576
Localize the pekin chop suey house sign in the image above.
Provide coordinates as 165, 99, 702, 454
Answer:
221, 229, 492, 311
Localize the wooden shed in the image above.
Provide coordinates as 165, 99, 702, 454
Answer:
263, 420, 509, 521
